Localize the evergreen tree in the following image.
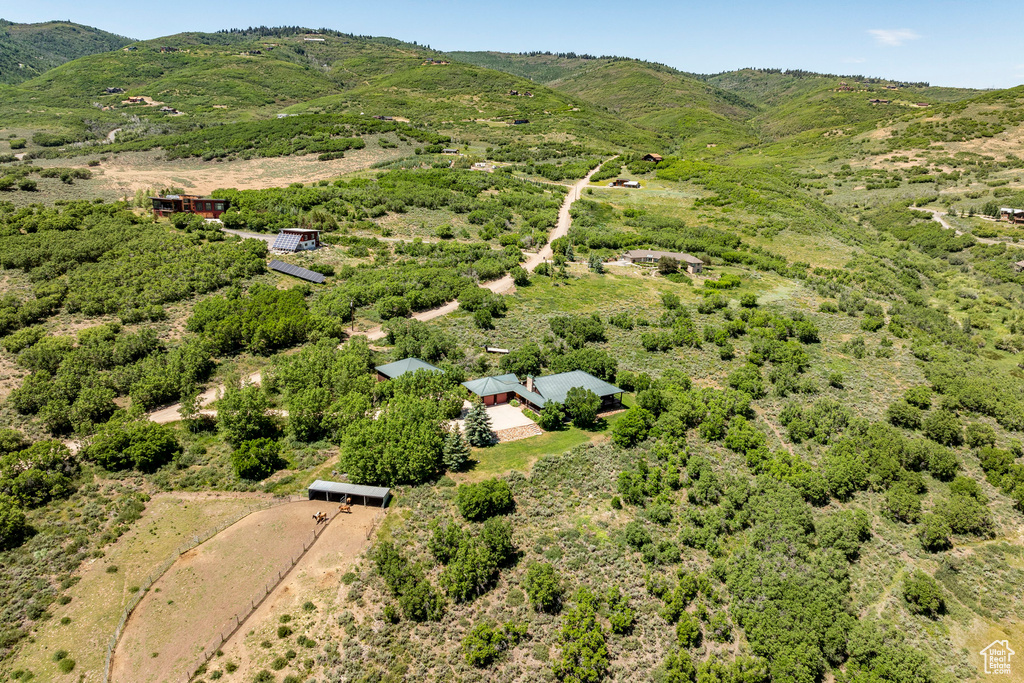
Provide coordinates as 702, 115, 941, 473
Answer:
464, 401, 496, 447
443, 427, 471, 471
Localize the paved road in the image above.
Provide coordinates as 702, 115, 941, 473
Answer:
147, 162, 607, 422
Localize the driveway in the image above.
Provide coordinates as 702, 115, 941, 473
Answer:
452, 402, 539, 435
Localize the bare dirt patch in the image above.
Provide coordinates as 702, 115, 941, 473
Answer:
111, 500, 339, 683
212, 506, 379, 680
62, 142, 413, 199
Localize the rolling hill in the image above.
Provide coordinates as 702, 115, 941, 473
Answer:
0, 19, 132, 84
0, 29, 661, 156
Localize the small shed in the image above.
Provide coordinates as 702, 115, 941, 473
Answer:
308, 480, 391, 506
512, 119, 530, 125
441, 148, 460, 155
272, 228, 321, 252
375, 357, 443, 382
642, 153, 663, 163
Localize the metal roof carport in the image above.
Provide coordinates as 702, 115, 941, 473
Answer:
307, 480, 392, 507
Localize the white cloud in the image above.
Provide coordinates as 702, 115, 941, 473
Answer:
868, 29, 921, 47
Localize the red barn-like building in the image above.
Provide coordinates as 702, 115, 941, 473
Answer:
151, 194, 229, 219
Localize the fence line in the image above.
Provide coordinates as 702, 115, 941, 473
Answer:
101, 495, 300, 683
179, 503, 359, 682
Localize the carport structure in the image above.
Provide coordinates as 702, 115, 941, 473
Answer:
307, 480, 392, 507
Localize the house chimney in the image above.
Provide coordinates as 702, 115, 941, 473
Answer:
526, 376, 534, 393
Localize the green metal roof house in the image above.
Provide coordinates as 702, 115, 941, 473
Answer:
375, 358, 443, 382
462, 369, 623, 410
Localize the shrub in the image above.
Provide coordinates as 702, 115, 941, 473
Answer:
676, 611, 702, 648
917, 513, 951, 551
537, 402, 566, 431
456, 479, 515, 521
277, 625, 293, 638
253, 672, 274, 683
883, 484, 921, 523
611, 406, 654, 447
524, 562, 563, 613
923, 410, 962, 446
903, 570, 944, 616
965, 423, 996, 449
230, 438, 284, 481
905, 386, 933, 409
57, 658, 75, 673
462, 621, 528, 667
886, 401, 923, 429
0, 495, 28, 551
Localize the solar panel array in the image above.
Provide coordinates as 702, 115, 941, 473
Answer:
268, 259, 326, 284
271, 233, 301, 251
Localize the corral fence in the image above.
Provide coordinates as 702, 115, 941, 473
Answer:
178, 504, 385, 682
101, 495, 303, 683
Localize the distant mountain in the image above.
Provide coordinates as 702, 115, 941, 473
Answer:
0, 19, 133, 84
448, 52, 757, 150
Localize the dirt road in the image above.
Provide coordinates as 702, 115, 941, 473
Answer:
148, 372, 261, 425
917, 207, 1000, 245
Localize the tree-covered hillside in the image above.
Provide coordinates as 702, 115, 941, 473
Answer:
0, 19, 132, 84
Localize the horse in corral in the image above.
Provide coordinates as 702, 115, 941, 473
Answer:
312, 511, 328, 524
338, 497, 353, 514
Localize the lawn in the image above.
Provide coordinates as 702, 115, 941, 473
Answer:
459, 411, 627, 482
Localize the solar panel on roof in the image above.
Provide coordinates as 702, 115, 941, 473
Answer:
268, 259, 326, 284
272, 234, 301, 251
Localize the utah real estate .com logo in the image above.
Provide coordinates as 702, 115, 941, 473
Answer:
980, 640, 1015, 675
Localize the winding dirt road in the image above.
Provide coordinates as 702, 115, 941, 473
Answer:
917, 207, 1000, 245
147, 163, 605, 423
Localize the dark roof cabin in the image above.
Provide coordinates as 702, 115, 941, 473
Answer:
512, 119, 530, 125
642, 153, 663, 162
307, 480, 391, 506
150, 194, 229, 219
623, 249, 704, 273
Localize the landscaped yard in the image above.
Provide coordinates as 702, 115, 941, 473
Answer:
458, 411, 628, 482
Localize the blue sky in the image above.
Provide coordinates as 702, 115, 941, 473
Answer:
6, 0, 1022, 89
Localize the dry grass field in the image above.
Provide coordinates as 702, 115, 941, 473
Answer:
110, 500, 346, 683
9, 493, 265, 682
